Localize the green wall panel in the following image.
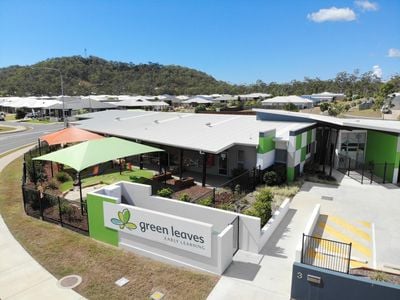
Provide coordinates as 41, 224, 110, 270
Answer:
301, 147, 306, 162
365, 131, 398, 182
307, 130, 312, 144
296, 135, 302, 150
287, 167, 295, 182
258, 135, 275, 154
87, 193, 119, 246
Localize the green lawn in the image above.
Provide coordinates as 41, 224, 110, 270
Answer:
59, 169, 154, 192
0, 125, 13, 132
343, 109, 382, 118
5, 114, 16, 121
22, 119, 56, 124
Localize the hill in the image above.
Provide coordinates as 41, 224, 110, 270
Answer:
0, 56, 239, 96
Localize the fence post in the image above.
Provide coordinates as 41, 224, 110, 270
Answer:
38, 190, 43, 220
252, 168, 256, 190
347, 243, 352, 274
57, 196, 63, 227
347, 158, 351, 176
32, 160, 37, 185
361, 163, 364, 184
370, 168, 373, 184
301, 233, 305, 263
212, 188, 216, 205
383, 162, 387, 184
21, 185, 27, 213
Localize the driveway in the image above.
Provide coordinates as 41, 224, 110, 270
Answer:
208, 170, 400, 299
303, 170, 400, 270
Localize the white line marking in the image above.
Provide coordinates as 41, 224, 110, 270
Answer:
372, 222, 377, 269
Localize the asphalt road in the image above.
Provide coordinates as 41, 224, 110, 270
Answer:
0, 121, 63, 154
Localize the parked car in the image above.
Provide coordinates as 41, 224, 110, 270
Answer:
0, 112, 5, 121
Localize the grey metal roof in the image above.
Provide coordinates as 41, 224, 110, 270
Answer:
74, 110, 313, 153
47, 97, 116, 110
254, 109, 400, 134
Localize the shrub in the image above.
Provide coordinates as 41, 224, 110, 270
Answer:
319, 102, 330, 112
129, 175, 146, 184
157, 187, 174, 198
56, 171, 72, 183
218, 203, 235, 211
198, 197, 213, 207
194, 104, 206, 113
272, 164, 286, 184
256, 188, 273, 203
16, 109, 25, 119
178, 193, 191, 202
371, 271, 388, 282
245, 188, 274, 226
263, 171, 278, 186
283, 103, 299, 112
47, 179, 59, 190
60, 200, 74, 220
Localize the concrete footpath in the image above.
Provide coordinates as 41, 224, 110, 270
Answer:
208, 192, 319, 300
0, 146, 85, 299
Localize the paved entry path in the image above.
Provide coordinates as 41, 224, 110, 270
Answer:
0, 146, 85, 300
207, 193, 320, 300
209, 170, 400, 299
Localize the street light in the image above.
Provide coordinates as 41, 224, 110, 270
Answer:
31, 67, 66, 128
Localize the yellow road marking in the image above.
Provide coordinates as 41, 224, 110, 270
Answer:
318, 223, 372, 258
328, 215, 371, 242
358, 220, 372, 229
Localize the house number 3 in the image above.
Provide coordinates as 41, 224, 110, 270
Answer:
297, 272, 303, 279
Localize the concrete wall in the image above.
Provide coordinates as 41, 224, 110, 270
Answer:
291, 262, 400, 300
88, 181, 264, 274
295, 204, 320, 262
258, 198, 290, 251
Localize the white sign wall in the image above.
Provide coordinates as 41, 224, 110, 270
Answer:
103, 202, 212, 257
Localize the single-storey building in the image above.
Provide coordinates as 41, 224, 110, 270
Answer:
75, 109, 400, 185
261, 96, 313, 110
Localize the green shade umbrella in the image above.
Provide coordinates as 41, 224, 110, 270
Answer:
33, 137, 164, 172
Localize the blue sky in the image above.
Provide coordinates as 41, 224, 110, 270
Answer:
0, 0, 399, 84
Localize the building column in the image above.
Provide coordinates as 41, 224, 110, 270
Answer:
202, 153, 207, 187
179, 149, 184, 179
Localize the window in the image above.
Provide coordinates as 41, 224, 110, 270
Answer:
275, 149, 287, 163
307, 143, 311, 154
238, 150, 245, 162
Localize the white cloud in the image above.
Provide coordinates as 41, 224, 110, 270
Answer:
307, 7, 356, 23
354, 1, 378, 11
372, 65, 382, 78
388, 48, 400, 58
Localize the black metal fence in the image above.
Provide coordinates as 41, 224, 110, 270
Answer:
22, 185, 89, 235
337, 154, 395, 184
301, 234, 352, 274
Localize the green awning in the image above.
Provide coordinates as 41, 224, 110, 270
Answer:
33, 137, 163, 172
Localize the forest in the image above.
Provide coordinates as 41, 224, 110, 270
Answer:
0, 56, 398, 97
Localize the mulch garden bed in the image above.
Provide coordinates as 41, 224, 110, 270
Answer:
350, 267, 400, 285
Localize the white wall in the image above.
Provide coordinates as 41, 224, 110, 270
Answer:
258, 198, 290, 251
256, 150, 275, 170
91, 181, 264, 274
295, 204, 320, 262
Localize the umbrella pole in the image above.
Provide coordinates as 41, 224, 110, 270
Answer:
78, 172, 83, 215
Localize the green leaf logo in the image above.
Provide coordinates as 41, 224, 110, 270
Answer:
111, 208, 137, 230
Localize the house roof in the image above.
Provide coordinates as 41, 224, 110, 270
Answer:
262, 96, 313, 104
74, 110, 314, 153
254, 109, 400, 134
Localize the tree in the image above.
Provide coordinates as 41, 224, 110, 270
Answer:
283, 102, 299, 112
319, 102, 330, 112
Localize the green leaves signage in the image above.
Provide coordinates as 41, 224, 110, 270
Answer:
104, 202, 212, 257
111, 209, 137, 230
